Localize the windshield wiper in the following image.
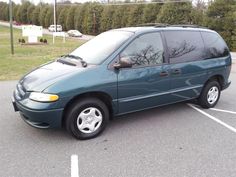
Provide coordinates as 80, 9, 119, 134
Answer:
62, 54, 87, 67
57, 58, 76, 66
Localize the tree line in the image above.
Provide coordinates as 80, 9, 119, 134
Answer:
0, 0, 235, 50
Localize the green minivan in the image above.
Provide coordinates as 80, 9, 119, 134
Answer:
12, 25, 231, 139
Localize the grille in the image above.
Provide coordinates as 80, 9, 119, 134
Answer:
15, 83, 26, 100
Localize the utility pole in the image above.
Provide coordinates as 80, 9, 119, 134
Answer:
54, 0, 57, 32
9, 0, 14, 55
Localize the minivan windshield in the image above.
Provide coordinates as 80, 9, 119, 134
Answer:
70, 30, 134, 64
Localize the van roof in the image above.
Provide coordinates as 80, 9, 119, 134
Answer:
113, 26, 216, 34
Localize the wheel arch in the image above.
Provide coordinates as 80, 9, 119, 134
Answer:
205, 74, 224, 90
62, 91, 114, 127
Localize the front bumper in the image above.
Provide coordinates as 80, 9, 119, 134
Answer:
12, 98, 64, 129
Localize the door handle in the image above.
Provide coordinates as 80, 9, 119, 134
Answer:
159, 71, 169, 77
172, 69, 181, 75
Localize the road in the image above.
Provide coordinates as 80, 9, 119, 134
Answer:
0, 63, 236, 177
0, 21, 94, 41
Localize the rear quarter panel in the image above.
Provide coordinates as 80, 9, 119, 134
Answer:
205, 55, 231, 86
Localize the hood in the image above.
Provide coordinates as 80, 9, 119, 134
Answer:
20, 61, 85, 92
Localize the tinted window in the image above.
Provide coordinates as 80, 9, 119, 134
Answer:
201, 32, 229, 59
120, 32, 164, 67
164, 31, 205, 63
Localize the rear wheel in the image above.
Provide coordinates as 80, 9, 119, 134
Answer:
198, 80, 221, 108
65, 98, 109, 140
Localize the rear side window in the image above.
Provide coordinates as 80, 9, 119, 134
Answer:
164, 31, 205, 63
201, 32, 229, 59
120, 32, 164, 67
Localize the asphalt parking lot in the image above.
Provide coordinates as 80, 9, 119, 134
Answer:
1, 63, 236, 177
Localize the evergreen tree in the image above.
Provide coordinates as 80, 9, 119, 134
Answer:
128, 5, 144, 26
190, 7, 205, 26
44, 7, 53, 28
85, 3, 103, 34
66, 6, 76, 30
19, 1, 31, 23
81, 3, 90, 33
13, 4, 20, 21
205, 0, 236, 49
0, 3, 9, 21
157, 2, 192, 24
100, 5, 115, 32
121, 6, 130, 27
74, 6, 85, 32
15, 5, 22, 22
27, 4, 35, 24
143, 3, 161, 24
232, 8, 236, 50
32, 6, 40, 25
58, 7, 68, 31
112, 5, 130, 28
39, 5, 49, 27
112, 6, 124, 29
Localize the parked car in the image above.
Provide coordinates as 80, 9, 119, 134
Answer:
12, 25, 231, 140
48, 25, 62, 32
67, 30, 83, 37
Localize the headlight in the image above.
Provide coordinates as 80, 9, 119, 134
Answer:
29, 92, 59, 102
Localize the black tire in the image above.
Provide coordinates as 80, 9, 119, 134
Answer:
198, 80, 221, 109
65, 97, 109, 140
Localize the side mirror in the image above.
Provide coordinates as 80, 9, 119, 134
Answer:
113, 57, 132, 69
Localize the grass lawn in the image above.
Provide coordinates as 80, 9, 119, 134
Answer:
0, 25, 84, 80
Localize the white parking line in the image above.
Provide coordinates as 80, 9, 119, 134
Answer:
187, 104, 236, 133
210, 108, 236, 115
71, 155, 79, 177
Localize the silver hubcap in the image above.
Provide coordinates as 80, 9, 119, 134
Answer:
207, 86, 219, 104
77, 107, 103, 134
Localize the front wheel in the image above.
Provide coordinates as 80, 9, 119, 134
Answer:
65, 98, 109, 140
198, 80, 221, 108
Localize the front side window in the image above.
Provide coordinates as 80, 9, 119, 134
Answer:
164, 31, 205, 63
201, 32, 229, 59
120, 32, 164, 67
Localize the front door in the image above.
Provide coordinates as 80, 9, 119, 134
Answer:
117, 32, 172, 114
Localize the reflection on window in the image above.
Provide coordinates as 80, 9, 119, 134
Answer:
165, 31, 205, 63
169, 40, 196, 58
121, 33, 164, 67
201, 32, 229, 59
